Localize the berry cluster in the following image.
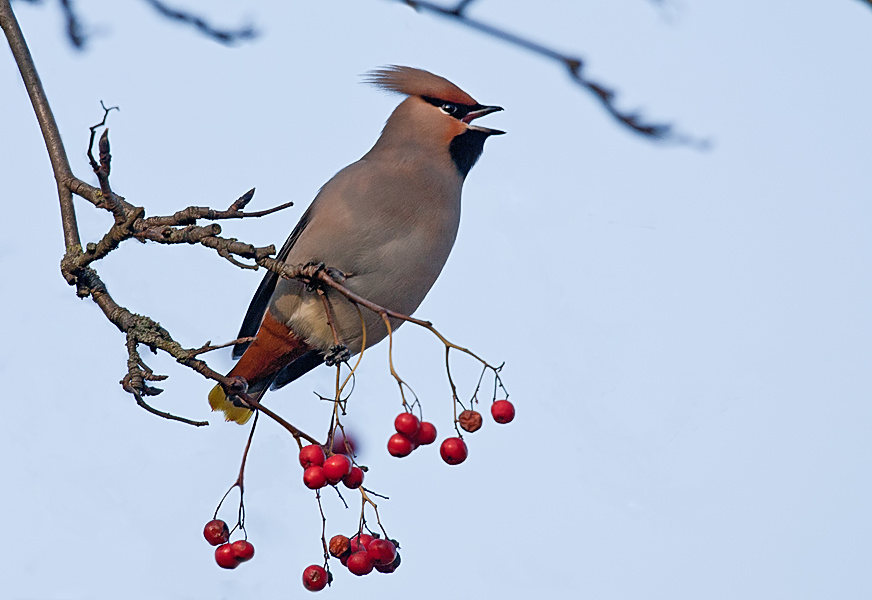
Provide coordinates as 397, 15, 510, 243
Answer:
456, 400, 516, 434
329, 533, 400, 576
203, 519, 255, 570
386, 399, 516, 467
300, 444, 365, 491
204, 371, 514, 590
387, 412, 437, 457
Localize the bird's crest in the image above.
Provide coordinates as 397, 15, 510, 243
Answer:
365, 66, 477, 106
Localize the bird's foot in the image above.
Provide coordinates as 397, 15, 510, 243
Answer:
324, 344, 350, 366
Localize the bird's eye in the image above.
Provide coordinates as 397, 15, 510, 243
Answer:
440, 103, 458, 116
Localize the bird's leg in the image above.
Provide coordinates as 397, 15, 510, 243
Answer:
316, 287, 350, 367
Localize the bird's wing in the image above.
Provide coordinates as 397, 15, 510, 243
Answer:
232, 206, 314, 359
269, 350, 325, 390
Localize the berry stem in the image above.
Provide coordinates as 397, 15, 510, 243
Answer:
378, 313, 418, 411
212, 411, 259, 535
358, 487, 390, 541
316, 491, 331, 568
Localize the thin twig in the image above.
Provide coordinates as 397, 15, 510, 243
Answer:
358, 488, 390, 540
235, 391, 321, 445
188, 337, 257, 358
133, 392, 209, 426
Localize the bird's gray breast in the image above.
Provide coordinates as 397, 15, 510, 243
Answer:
274, 158, 462, 350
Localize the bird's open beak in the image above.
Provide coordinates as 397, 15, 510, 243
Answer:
465, 104, 505, 136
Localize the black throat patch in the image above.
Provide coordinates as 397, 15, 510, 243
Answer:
449, 129, 491, 177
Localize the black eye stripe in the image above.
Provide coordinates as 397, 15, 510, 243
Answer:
422, 96, 482, 120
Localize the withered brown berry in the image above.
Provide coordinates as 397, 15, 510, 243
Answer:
458, 410, 483, 432
329, 534, 350, 559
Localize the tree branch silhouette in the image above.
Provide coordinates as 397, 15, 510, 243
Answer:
140, 0, 255, 45
401, 0, 705, 145
14, 0, 706, 141
18, 0, 255, 49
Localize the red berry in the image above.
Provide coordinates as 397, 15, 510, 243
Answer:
203, 519, 230, 546
231, 540, 255, 562
413, 421, 437, 445
387, 433, 414, 457
302, 564, 329, 591
491, 400, 515, 424
343, 466, 364, 489
367, 538, 397, 566
303, 466, 328, 489
394, 412, 420, 437
440, 437, 468, 465
214, 543, 238, 569
299, 444, 326, 468
374, 551, 401, 574
349, 533, 374, 553
347, 550, 374, 576
322, 454, 353, 484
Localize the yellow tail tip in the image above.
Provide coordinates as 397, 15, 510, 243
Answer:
208, 383, 254, 425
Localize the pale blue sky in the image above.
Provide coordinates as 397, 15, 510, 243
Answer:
2, 1, 871, 598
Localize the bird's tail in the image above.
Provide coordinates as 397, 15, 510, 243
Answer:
209, 310, 312, 424
208, 384, 255, 425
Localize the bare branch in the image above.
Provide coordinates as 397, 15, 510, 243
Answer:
188, 337, 257, 358
21, 0, 256, 48
123, 333, 209, 426
144, 198, 295, 226
448, 0, 477, 15
401, 0, 706, 145
260, 261, 507, 414
140, 0, 256, 45
234, 390, 321, 445
1, 0, 80, 249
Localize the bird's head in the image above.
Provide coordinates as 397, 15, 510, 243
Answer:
365, 66, 504, 176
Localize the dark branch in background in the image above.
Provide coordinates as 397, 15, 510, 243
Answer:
447, 0, 477, 14
402, 0, 707, 146
140, 0, 255, 45
58, 0, 84, 48
22, 0, 701, 142
20, 0, 256, 49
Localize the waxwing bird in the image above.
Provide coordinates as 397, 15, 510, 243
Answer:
209, 66, 504, 424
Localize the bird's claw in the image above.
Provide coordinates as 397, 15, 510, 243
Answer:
324, 344, 350, 366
